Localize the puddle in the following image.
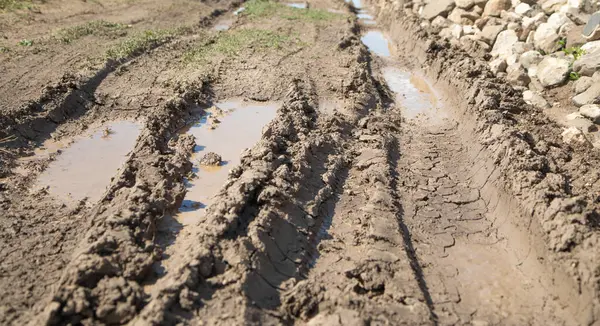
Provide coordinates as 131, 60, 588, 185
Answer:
35, 121, 141, 204
214, 18, 233, 31
383, 67, 447, 122
345, 0, 362, 9
361, 31, 390, 57
357, 13, 373, 20
233, 7, 245, 15
176, 100, 278, 226
286, 2, 307, 9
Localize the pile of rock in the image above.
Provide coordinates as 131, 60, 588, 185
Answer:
413, 0, 600, 144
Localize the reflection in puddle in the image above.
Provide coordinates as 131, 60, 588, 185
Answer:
361, 31, 390, 57
177, 100, 278, 226
383, 67, 447, 122
214, 19, 233, 31
286, 2, 307, 8
357, 13, 373, 20
35, 121, 141, 204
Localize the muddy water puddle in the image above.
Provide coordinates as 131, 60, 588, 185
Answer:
214, 18, 234, 31
361, 31, 390, 57
383, 67, 447, 122
176, 99, 278, 226
34, 121, 141, 204
286, 2, 307, 8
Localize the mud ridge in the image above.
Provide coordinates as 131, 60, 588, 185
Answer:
30, 81, 212, 325
368, 4, 600, 323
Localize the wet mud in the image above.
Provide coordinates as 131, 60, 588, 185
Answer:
2, 0, 600, 324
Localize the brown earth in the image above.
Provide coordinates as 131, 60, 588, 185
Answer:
1, 0, 600, 325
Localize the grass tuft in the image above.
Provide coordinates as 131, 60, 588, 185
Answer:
242, 0, 344, 22
105, 29, 174, 61
185, 28, 292, 62
0, 0, 35, 11
54, 20, 128, 44
17, 39, 32, 46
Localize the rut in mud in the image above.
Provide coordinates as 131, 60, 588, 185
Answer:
2, 0, 600, 325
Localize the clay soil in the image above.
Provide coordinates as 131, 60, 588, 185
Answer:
1, 0, 600, 325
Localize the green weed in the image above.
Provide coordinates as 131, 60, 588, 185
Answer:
563, 46, 586, 60
17, 39, 32, 46
569, 71, 581, 80
242, 0, 343, 22
105, 29, 174, 60
185, 28, 292, 62
0, 45, 9, 53
54, 20, 128, 44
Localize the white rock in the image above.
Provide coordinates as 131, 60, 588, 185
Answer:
463, 25, 477, 35
594, 71, 600, 82
542, 0, 567, 14
455, 0, 475, 9
520, 50, 543, 68
581, 41, 600, 53
491, 29, 519, 58
547, 12, 571, 31
534, 23, 561, 53
572, 76, 593, 94
579, 104, 600, 122
514, 3, 531, 15
489, 57, 508, 74
432, 16, 450, 28
561, 126, 588, 144
528, 64, 539, 78
537, 56, 571, 87
573, 83, 600, 107
452, 24, 464, 39
483, 0, 511, 17
523, 90, 551, 108
567, 0, 582, 8
523, 12, 547, 30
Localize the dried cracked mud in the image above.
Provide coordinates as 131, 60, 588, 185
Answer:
2, 0, 600, 325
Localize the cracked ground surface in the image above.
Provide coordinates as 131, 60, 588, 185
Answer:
1, 0, 600, 325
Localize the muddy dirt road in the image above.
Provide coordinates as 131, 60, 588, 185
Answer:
1, 0, 600, 325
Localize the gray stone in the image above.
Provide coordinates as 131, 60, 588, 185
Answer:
565, 113, 597, 132
566, 25, 586, 49
501, 11, 523, 23
579, 104, 600, 122
455, 0, 475, 9
561, 126, 589, 145
547, 12, 571, 31
572, 76, 593, 94
523, 90, 551, 108
489, 57, 508, 74
520, 50, 544, 68
537, 56, 571, 87
534, 22, 561, 54
491, 29, 519, 58
432, 16, 450, 28
573, 83, 600, 107
479, 24, 505, 44
483, 0, 511, 17
514, 2, 531, 15
573, 44, 600, 77
448, 8, 477, 24
542, 0, 567, 14
422, 0, 455, 20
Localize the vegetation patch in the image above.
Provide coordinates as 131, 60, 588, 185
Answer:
17, 39, 33, 46
0, 0, 35, 11
242, 0, 344, 22
185, 28, 293, 63
54, 20, 129, 44
105, 29, 174, 61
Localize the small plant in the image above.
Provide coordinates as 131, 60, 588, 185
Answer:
242, 0, 344, 22
557, 38, 566, 50
105, 29, 174, 60
17, 39, 32, 46
185, 28, 293, 62
569, 71, 581, 80
102, 127, 113, 138
0, 46, 9, 53
563, 46, 586, 60
54, 20, 128, 44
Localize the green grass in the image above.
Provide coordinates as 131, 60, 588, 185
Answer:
185, 28, 292, 63
54, 20, 128, 44
242, 0, 343, 22
0, 45, 9, 53
0, 0, 35, 10
105, 29, 175, 60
